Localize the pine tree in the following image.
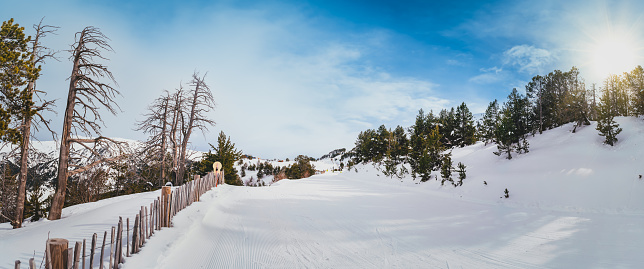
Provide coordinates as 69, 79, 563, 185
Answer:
409, 109, 428, 180
596, 89, 622, 146
526, 75, 546, 134
456, 162, 466, 187
480, 100, 499, 145
197, 131, 243, 185
454, 102, 476, 147
0, 18, 37, 144
438, 108, 456, 148
440, 155, 453, 185
1, 18, 49, 228
626, 65, 644, 117
494, 108, 515, 159
494, 89, 531, 159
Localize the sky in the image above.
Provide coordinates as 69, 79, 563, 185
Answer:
3, 0, 644, 159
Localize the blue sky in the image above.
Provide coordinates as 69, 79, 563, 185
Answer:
3, 0, 644, 158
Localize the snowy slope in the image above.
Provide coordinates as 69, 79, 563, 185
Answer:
2, 117, 644, 268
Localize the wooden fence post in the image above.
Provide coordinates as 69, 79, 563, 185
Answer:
99, 231, 107, 269
29, 258, 35, 269
46, 238, 68, 269
194, 175, 200, 201
109, 227, 115, 269
114, 217, 123, 269
162, 186, 171, 227
14, 260, 20, 269
89, 233, 96, 269
132, 214, 139, 254
73, 241, 81, 269
82, 239, 85, 269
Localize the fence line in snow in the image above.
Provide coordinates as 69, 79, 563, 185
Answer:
14, 163, 224, 269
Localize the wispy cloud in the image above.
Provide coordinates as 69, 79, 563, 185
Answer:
469, 66, 504, 84
503, 45, 555, 74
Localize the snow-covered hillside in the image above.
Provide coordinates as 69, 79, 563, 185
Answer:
2, 117, 644, 268
235, 157, 338, 186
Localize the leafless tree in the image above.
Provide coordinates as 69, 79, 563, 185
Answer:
169, 86, 185, 183
137, 72, 215, 185
175, 73, 215, 184
49, 26, 125, 220
12, 19, 58, 228
136, 91, 172, 187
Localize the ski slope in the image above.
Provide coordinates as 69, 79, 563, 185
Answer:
121, 174, 644, 268
2, 117, 644, 268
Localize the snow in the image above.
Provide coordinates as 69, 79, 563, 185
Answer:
2, 117, 644, 268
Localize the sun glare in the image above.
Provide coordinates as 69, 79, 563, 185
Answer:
591, 37, 638, 79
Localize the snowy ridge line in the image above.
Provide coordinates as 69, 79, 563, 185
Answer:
12, 171, 224, 269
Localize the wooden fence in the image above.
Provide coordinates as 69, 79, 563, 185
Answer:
13, 167, 224, 269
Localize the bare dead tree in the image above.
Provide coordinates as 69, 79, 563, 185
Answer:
135, 91, 172, 187
12, 19, 58, 228
169, 86, 185, 184
175, 72, 215, 184
49, 26, 125, 220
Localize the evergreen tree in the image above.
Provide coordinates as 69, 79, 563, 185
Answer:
353, 129, 378, 164
564, 67, 590, 132
454, 102, 476, 147
197, 131, 243, 185
456, 162, 466, 187
480, 99, 499, 145
409, 109, 443, 182
626, 65, 644, 117
285, 155, 316, 179
494, 89, 531, 159
0, 18, 37, 144
494, 108, 515, 159
440, 155, 453, 185
409, 109, 428, 180
526, 75, 547, 133
383, 125, 409, 178
596, 89, 622, 146
257, 168, 264, 179
438, 108, 456, 148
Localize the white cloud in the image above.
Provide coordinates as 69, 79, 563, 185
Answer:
503, 45, 554, 74
469, 66, 503, 84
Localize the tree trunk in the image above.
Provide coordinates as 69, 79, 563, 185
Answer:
176, 82, 200, 184
49, 32, 83, 220
13, 101, 32, 228
159, 97, 168, 187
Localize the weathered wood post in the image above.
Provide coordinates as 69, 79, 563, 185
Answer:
132, 214, 139, 254
109, 227, 115, 269
89, 233, 97, 269
114, 217, 123, 269
162, 185, 172, 227
73, 241, 81, 269
14, 260, 20, 269
82, 239, 86, 269
194, 175, 200, 201
100, 231, 107, 269
46, 238, 69, 269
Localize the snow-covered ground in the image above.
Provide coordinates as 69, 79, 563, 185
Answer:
2, 117, 644, 268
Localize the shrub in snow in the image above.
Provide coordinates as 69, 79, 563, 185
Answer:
440, 156, 453, 185
273, 171, 286, 183
504, 188, 510, 198
596, 90, 622, 146
456, 162, 466, 187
